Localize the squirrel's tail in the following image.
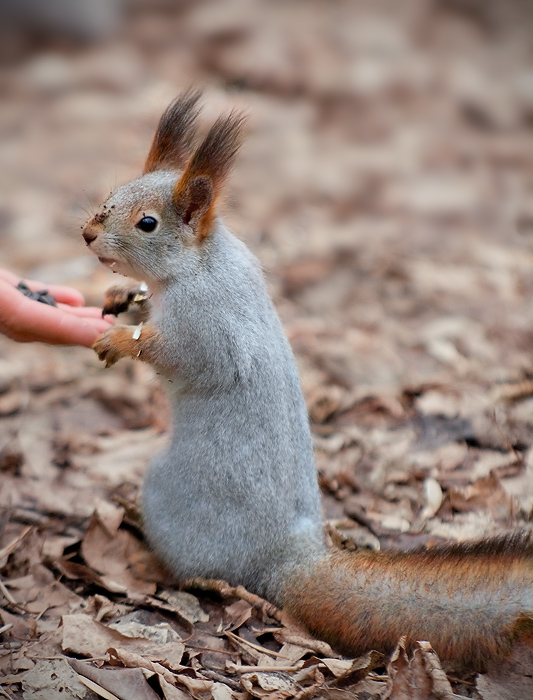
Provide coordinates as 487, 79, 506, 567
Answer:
280, 531, 533, 669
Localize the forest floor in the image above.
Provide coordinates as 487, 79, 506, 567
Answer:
2, 1, 533, 698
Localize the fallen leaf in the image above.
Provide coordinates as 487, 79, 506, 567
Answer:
21, 659, 98, 700
158, 589, 209, 624
70, 658, 161, 700
108, 647, 178, 685
387, 638, 431, 700
418, 476, 443, 522
448, 473, 512, 520
81, 510, 156, 596
240, 670, 296, 697
62, 614, 185, 670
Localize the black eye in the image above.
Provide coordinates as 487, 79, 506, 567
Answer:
136, 216, 158, 232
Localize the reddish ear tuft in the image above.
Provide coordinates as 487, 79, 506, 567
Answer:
173, 110, 247, 240
144, 90, 202, 174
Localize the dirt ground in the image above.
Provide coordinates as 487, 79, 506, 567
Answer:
2, 0, 533, 697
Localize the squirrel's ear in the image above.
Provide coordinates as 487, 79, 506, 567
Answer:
173, 110, 247, 241
144, 90, 202, 174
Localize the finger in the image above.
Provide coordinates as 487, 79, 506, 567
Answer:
0, 270, 86, 307
0, 284, 108, 347
24, 280, 85, 306
87, 318, 115, 335
0, 269, 21, 286
57, 303, 115, 320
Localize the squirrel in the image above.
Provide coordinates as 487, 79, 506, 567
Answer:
82, 91, 533, 671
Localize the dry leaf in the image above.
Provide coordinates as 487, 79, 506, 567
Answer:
418, 477, 443, 522
158, 589, 209, 624
62, 614, 185, 670
448, 473, 512, 520
108, 647, 178, 685
77, 676, 122, 700
210, 683, 235, 700
158, 677, 193, 700
81, 510, 156, 596
21, 659, 97, 700
240, 670, 296, 697
70, 658, 161, 700
387, 638, 431, 700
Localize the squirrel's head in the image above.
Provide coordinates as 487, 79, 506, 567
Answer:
82, 91, 246, 282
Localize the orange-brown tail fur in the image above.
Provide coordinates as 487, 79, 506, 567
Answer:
281, 532, 533, 669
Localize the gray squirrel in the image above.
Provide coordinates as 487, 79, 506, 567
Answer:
83, 91, 533, 670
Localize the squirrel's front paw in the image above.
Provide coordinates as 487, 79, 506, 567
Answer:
102, 283, 148, 317
93, 327, 127, 367
102, 285, 136, 317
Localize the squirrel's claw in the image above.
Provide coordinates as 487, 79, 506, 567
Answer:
93, 328, 124, 367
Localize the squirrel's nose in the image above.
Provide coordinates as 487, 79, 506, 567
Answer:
82, 226, 98, 245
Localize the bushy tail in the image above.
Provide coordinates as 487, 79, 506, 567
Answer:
280, 531, 533, 669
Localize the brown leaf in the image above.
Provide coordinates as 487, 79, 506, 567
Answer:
69, 658, 162, 700
157, 590, 210, 624
479, 639, 533, 700
240, 669, 296, 697
273, 630, 339, 659
158, 677, 193, 700
57, 558, 127, 593
448, 473, 512, 520
387, 639, 459, 700
109, 647, 179, 686
81, 508, 156, 596
223, 599, 251, 629
21, 659, 98, 700
62, 614, 185, 670
387, 638, 430, 700
0, 525, 32, 566
415, 642, 458, 700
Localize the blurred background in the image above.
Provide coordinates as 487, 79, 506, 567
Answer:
2, 0, 533, 533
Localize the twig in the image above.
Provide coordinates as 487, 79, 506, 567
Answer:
0, 526, 32, 561
227, 662, 304, 673
77, 676, 121, 700
445, 674, 475, 687
182, 577, 284, 623
187, 644, 237, 656
200, 669, 243, 692
493, 379, 533, 403
7, 508, 46, 526
26, 654, 77, 661
0, 579, 25, 611
226, 631, 291, 659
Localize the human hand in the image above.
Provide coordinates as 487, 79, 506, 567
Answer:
0, 269, 114, 347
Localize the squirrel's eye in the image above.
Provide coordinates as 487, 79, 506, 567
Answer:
136, 216, 158, 233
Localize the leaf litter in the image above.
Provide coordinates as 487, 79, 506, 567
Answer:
2, 0, 533, 697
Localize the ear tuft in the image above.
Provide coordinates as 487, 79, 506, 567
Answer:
144, 90, 202, 174
185, 110, 247, 190
173, 110, 247, 240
